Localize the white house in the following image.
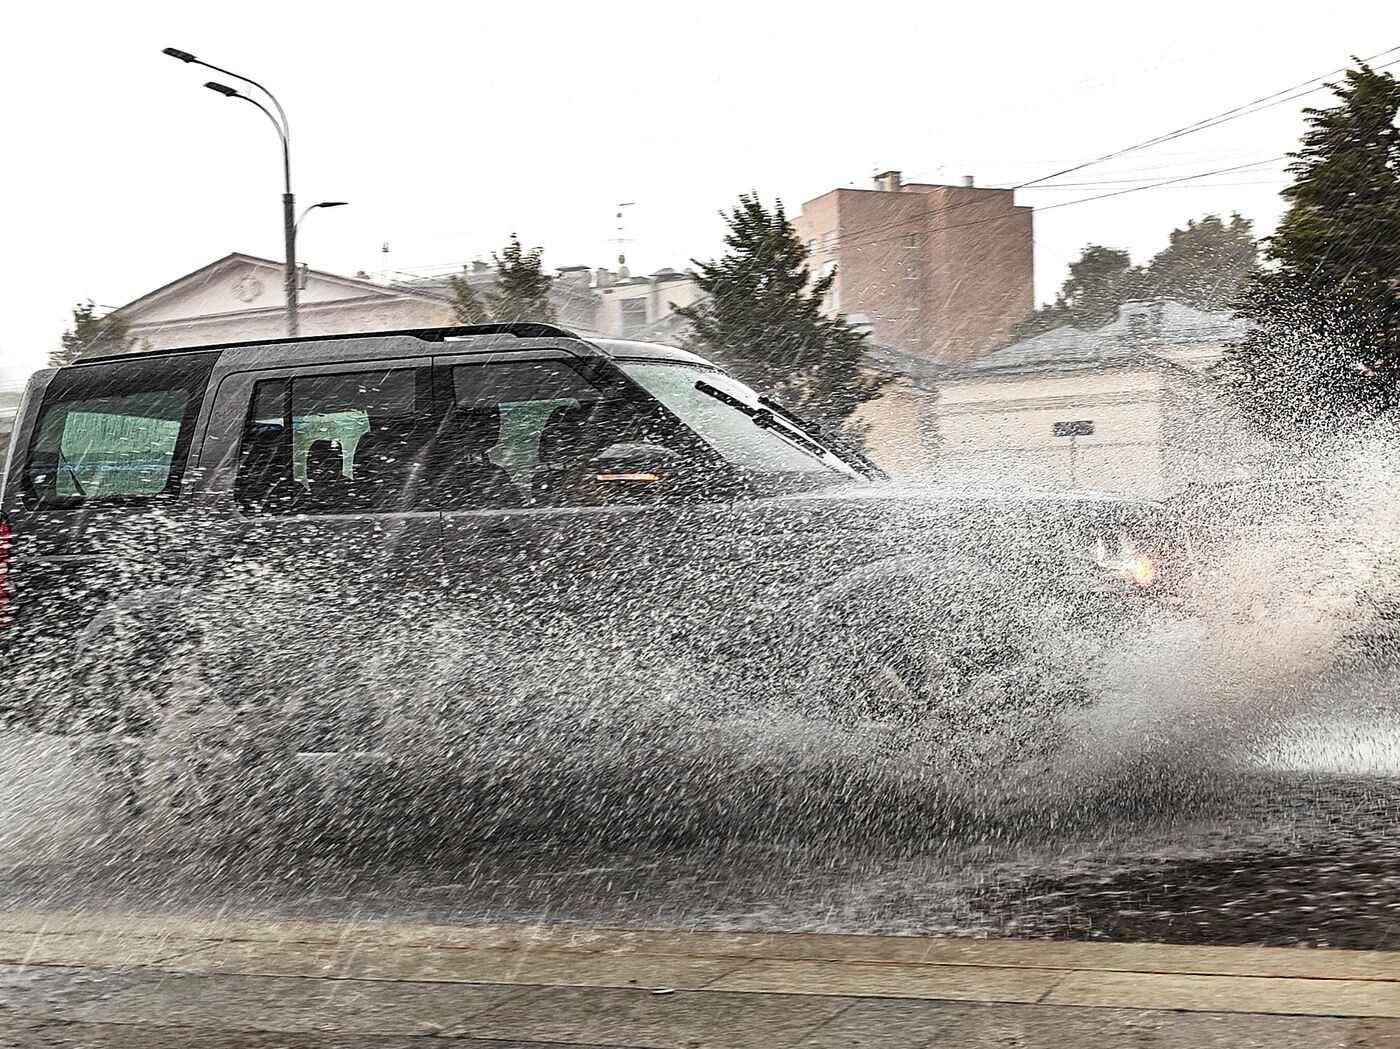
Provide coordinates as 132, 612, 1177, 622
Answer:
931, 300, 1264, 496
109, 253, 458, 351
108, 254, 703, 353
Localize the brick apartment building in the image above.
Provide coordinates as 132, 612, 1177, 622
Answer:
793, 170, 1033, 364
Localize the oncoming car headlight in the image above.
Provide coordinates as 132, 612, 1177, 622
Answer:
1122, 552, 1157, 588
1093, 536, 1158, 589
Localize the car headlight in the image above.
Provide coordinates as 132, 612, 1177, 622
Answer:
1122, 552, 1157, 588
1092, 536, 1157, 588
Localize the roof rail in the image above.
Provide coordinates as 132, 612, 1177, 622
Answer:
72, 323, 584, 365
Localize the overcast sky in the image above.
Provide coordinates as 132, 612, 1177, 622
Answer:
2, 1, 1394, 386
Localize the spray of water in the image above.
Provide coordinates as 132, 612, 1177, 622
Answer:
3, 435, 1399, 868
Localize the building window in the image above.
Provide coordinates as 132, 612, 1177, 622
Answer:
619, 298, 649, 331
820, 261, 838, 313
822, 231, 838, 250
905, 262, 922, 280
902, 233, 920, 248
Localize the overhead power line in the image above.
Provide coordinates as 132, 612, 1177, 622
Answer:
834, 157, 1288, 257
833, 47, 1400, 253
1014, 46, 1400, 192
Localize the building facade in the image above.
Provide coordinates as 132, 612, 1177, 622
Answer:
931, 301, 1263, 496
793, 170, 1033, 365
110, 254, 457, 351
104, 254, 702, 354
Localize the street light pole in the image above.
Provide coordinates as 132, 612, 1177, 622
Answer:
164, 48, 301, 336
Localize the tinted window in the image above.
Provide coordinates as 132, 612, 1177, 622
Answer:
22, 354, 215, 510
448, 359, 708, 508
236, 367, 433, 514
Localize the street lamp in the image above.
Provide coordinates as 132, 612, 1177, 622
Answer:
163, 47, 305, 336
296, 201, 349, 235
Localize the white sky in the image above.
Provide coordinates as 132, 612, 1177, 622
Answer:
2, 0, 1395, 386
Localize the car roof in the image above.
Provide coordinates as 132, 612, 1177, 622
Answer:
592, 339, 716, 366
65, 324, 719, 371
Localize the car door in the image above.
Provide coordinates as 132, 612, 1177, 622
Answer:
427, 348, 874, 746
190, 357, 443, 754
428, 349, 737, 739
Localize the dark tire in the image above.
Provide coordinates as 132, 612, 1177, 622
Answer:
797, 556, 1096, 773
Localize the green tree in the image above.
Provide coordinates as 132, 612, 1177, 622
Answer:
448, 274, 490, 324
1009, 245, 1142, 340
52, 300, 133, 367
1219, 62, 1400, 435
1007, 216, 1260, 344
1142, 213, 1258, 310
674, 193, 889, 436
485, 234, 554, 323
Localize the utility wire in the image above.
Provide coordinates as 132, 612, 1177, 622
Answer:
835, 157, 1287, 257
1014, 46, 1400, 192
827, 49, 1399, 255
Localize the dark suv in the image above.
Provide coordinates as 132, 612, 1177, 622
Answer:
0, 324, 1160, 821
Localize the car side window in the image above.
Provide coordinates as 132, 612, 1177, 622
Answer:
22, 353, 216, 510
235, 366, 433, 515
444, 359, 703, 509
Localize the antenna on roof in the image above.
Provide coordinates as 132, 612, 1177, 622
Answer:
380, 242, 390, 283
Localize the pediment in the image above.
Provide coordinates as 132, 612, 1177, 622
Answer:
114, 254, 428, 325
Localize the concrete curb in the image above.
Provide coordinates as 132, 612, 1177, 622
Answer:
3, 909, 1399, 1019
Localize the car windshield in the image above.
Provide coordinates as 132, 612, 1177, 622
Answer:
618, 360, 862, 483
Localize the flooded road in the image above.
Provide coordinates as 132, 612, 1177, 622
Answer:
3, 673, 1397, 951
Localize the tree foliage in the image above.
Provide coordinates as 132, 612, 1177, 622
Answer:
1008, 216, 1259, 342
674, 193, 889, 435
1218, 62, 1400, 435
53, 301, 132, 367
447, 274, 490, 324
485, 234, 554, 323
1142, 213, 1258, 310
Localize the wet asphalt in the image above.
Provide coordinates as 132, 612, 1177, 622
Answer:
1, 655, 1398, 951
2, 753, 1397, 952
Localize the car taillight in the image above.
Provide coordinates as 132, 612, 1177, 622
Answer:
0, 515, 10, 626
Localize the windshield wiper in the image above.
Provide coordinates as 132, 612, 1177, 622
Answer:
757, 395, 884, 479
693, 380, 830, 459
57, 450, 87, 497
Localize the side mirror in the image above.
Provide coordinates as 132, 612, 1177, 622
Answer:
588, 442, 685, 485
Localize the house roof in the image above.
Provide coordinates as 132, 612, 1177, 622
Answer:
111, 252, 450, 321
959, 300, 1249, 378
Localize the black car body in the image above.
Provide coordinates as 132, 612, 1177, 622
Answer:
0, 324, 1164, 819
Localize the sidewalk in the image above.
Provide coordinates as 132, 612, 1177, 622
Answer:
2, 909, 1398, 1046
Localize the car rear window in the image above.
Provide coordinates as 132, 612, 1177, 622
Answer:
21, 353, 216, 510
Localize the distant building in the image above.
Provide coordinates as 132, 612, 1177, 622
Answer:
0, 389, 21, 471
590, 267, 705, 339
102, 254, 701, 354
793, 170, 1033, 365
398, 264, 703, 342
110, 253, 456, 351
931, 300, 1262, 496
